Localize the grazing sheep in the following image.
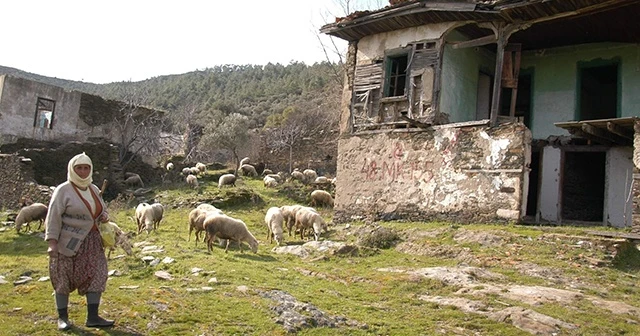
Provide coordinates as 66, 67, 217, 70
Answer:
166, 162, 175, 171
294, 207, 327, 241
280, 205, 317, 237
186, 174, 198, 188
181, 167, 191, 176
188, 204, 224, 246
239, 157, 250, 166
263, 176, 278, 188
310, 190, 334, 208
218, 174, 236, 188
290, 169, 305, 183
203, 214, 259, 253
105, 221, 133, 259
15, 203, 48, 233
195, 162, 207, 174
124, 174, 144, 188
265, 173, 284, 183
189, 167, 200, 175
264, 207, 284, 245
303, 169, 318, 184
314, 176, 329, 184
150, 203, 164, 230
238, 164, 258, 177
331, 177, 337, 186
135, 203, 162, 234
262, 168, 274, 176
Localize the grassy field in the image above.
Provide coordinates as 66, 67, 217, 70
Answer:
1, 175, 639, 335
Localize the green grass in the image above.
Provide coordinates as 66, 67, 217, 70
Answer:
1, 174, 639, 335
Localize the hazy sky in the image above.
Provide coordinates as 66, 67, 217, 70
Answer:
2, 0, 360, 84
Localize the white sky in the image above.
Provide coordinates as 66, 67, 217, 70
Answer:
2, 0, 356, 84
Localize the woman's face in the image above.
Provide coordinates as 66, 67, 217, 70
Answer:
74, 164, 91, 179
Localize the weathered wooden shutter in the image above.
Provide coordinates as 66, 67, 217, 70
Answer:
351, 62, 383, 127
408, 42, 439, 120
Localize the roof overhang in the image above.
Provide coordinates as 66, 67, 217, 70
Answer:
320, 0, 640, 50
554, 117, 638, 147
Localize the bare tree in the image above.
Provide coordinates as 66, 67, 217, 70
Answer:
199, 112, 250, 173
107, 84, 167, 170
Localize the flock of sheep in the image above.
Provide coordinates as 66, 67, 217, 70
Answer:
12, 157, 336, 256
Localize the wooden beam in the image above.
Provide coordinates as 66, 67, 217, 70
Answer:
606, 122, 634, 140
571, 127, 612, 146
489, 23, 507, 127
450, 35, 497, 49
582, 124, 631, 146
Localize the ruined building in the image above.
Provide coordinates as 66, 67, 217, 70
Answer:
322, 0, 640, 229
0, 75, 166, 208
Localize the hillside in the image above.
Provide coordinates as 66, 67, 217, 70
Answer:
0, 62, 343, 173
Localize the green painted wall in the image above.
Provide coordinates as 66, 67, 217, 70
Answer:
521, 43, 640, 139
440, 30, 495, 122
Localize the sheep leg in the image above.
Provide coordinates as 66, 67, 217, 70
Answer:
266, 228, 272, 244
37, 220, 43, 231
224, 239, 231, 253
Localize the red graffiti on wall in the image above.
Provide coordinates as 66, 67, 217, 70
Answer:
360, 142, 434, 183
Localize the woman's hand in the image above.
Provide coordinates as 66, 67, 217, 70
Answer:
47, 240, 59, 258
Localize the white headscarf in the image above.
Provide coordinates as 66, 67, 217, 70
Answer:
67, 152, 93, 189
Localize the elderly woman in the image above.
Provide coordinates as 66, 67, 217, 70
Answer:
44, 153, 114, 330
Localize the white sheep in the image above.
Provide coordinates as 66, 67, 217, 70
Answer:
290, 170, 305, 183
196, 162, 207, 173
303, 169, 318, 184
218, 174, 236, 188
188, 204, 224, 246
264, 207, 284, 245
166, 162, 175, 171
294, 207, 327, 241
150, 203, 164, 230
265, 173, 284, 183
331, 177, 337, 186
280, 205, 317, 237
314, 176, 329, 184
238, 164, 258, 177
124, 174, 144, 188
189, 167, 200, 175
262, 168, 274, 176
203, 214, 259, 253
186, 174, 199, 188
239, 157, 250, 166
263, 176, 278, 188
310, 190, 334, 208
15, 203, 48, 233
135, 203, 154, 234
181, 167, 191, 176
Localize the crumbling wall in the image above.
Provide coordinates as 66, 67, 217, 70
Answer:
333, 122, 530, 223
0, 154, 52, 210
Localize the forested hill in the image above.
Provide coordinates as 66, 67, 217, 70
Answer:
0, 62, 342, 128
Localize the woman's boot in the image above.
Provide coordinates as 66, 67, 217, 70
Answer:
85, 292, 114, 328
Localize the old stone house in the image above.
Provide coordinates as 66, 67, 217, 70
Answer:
0, 75, 167, 208
321, 0, 640, 228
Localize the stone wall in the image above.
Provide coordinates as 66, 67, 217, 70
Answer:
333, 122, 530, 223
0, 154, 52, 210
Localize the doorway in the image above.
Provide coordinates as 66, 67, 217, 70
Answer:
561, 151, 606, 222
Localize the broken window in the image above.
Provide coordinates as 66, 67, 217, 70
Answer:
384, 54, 408, 97
34, 97, 55, 129
351, 40, 439, 131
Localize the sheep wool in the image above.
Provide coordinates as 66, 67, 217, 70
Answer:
264, 207, 284, 245
203, 214, 258, 253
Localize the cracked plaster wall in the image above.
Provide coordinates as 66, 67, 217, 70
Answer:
334, 123, 530, 223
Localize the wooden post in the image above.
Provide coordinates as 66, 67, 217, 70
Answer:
490, 23, 507, 127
